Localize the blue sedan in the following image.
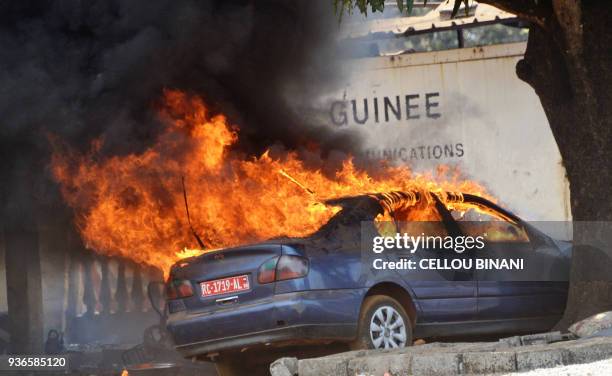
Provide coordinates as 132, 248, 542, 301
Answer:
164, 191, 571, 373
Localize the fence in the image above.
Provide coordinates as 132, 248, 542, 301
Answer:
64, 232, 164, 345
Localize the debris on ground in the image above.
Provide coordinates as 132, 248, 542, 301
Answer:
569, 311, 612, 338
499, 331, 575, 347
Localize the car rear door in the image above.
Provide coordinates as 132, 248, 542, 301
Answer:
387, 197, 477, 324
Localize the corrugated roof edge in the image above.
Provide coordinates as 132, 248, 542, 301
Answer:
339, 2, 517, 40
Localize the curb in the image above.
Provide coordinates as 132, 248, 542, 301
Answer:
271, 336, 612, 376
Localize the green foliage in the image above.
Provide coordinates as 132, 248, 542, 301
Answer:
450, 0, 471, 18
334, 0, 470, 20
396, 0, 415, 14
333, 0, 412, 19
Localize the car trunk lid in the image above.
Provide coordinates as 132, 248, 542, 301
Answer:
169, 243, 281, 313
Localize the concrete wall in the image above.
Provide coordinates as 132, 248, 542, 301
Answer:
38, 222, 69, 339
318, 42, 571, 237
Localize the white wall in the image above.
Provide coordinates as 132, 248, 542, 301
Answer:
38, 223, 69, 338
317, 42, 571, 233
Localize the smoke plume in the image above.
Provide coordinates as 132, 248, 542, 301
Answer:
0, 0, 359, 218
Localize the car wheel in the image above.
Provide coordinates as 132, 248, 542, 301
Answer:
350, 295, 413, 350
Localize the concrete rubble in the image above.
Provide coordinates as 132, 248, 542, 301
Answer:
270, 334, 612, 376
569, 311, 612, 338
270, 357, 299, 376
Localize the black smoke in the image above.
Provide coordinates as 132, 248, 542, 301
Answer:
0, 0, 362, 219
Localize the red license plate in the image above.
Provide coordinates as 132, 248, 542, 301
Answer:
200, 275, 250, 297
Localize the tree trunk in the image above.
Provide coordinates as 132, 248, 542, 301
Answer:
494, 0, 612, 328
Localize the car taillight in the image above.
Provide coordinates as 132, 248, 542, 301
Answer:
257, 255, 309, 284
257, 257, 279, 284
276, 255, 309, 280
165, 279, 194, 300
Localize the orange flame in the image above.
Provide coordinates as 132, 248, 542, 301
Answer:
51, 90, 490, 274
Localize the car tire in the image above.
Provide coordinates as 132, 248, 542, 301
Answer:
349, 294, 413, 350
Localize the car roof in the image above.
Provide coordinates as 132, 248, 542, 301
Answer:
325, 190, 520, 223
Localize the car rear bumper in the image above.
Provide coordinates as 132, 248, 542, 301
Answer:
167, 289, 363, 357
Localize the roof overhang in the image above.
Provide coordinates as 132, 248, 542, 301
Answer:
340, 1, 518, 40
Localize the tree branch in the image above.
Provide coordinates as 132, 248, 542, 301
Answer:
473, 0, 552, 27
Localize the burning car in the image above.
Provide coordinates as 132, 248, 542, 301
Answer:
163, 190, 571, 374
